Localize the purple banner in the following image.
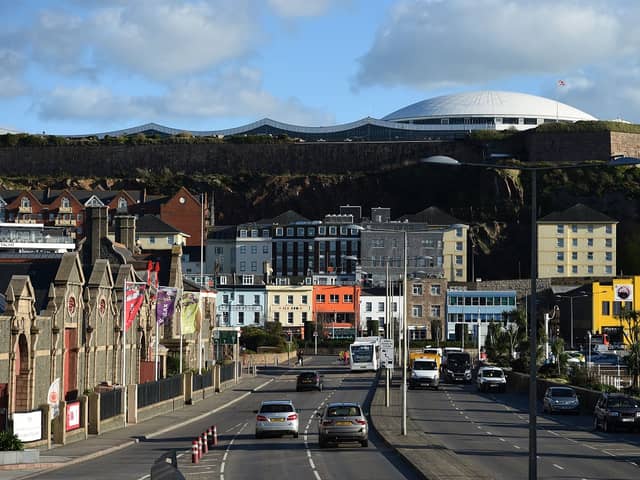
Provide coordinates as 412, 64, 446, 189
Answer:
156, 287, 178, 326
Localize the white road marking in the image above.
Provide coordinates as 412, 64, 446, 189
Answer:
219, 422, 247, 480
553, 464, 564, 470
513, 445, 521, 449
499, 438, 505, 442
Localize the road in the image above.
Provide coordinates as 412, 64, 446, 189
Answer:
408, 381, 640, 479
27, 356, 421, 480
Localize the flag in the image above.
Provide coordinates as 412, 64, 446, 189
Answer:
180, 291, 201, 335
124, 282, 146, 332
557, 79, 566, 87
47, 378, 60, 419
156, 286, 178, 326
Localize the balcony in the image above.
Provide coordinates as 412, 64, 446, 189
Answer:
16, 218, 38, 224
18, 206, 32, 213
54, 218, 77, 227
58, 206, 73, 213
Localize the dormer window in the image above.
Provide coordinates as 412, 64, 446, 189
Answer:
61, 197, 70, 209
118, 198, 127, 210
21, 197, 31, 208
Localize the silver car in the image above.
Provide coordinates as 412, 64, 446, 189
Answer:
255, 400, 299, 438
317, 402, 368, 448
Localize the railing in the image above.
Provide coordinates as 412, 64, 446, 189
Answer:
220, 363, 235, 383
99, 388, 122, 421
192, 370, 213, 391
137, 375, 183, 409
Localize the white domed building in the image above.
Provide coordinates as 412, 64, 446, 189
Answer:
383, 90, 596, 131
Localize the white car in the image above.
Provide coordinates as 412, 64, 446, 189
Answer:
476, 366, 507, 393
255, 400, 299, 438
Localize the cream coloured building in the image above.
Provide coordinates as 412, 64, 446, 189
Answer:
538, 204, 617, 278
265, 283, 314, 339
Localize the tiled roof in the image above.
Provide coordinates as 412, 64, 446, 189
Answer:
0, 258, 61, 312
260, 210, 309, 225
538, 203, 617, 223
136, 215, 184, 234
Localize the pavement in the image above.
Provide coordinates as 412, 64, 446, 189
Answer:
1, 358, 481, 480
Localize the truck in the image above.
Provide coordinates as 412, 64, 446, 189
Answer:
443, 350, 472, 383
408, 352, 441, 390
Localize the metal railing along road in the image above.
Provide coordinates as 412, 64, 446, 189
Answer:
137, 375, 183, 409
99, 387, 123, 420
219, 363, 235, 383
192, 370, 213, 391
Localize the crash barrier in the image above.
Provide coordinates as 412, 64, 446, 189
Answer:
150, 450, 185, 480
191, 440, 199, 464
138, 375, 183, 409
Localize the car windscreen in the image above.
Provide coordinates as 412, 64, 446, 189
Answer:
608, 398, 639, 408
350, 344, 373, 362
414, 361, 437, 370
299, 373, 316, 379
327, 406, 361, 417
482, 369, 503, 378
551, 389, 575, 397
260, 404, 294, 413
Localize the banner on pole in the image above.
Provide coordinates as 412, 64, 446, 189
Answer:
180, 291, 201, 335
125, 282, 146, 332
156, 286, 178, 326
47, 378, 60, 419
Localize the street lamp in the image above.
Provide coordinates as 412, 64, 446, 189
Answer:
422, 153, 640, 480
555, 292, 589, 349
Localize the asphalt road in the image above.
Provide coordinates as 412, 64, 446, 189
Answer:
408, 381, 640, 479
28, 356, 421, 480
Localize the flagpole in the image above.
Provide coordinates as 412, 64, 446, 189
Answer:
179, 334, 183, 374
155, 324, 159, 381
122, 281, 127, 428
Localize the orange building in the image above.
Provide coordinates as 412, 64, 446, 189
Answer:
312, 284, 361, 338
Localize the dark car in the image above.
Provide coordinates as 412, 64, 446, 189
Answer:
317, 402, 368, 448
296, 371, 323, 392
543, 386, 580, 414
593, 393, 640, 432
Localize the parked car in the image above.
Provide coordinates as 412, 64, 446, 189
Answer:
476, 366, 507, 393
317, 402, 368, 448
255, 400, 299, 438
543, 386, 580, 414
296, 371, 323, 392
564, 351, 585, 365
593, 393, 640, 432
588, 353, 623, 365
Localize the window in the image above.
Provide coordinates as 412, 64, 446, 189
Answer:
455, 269, 463, 278
301, 295, 308, 305
365, 302, 372, 312
572, 266, 578, 274
287, 295, 294, 305
329, 226, 337, 235
275, 227, 283, 237
605, 225, 612, 234
587, 265, 594, 274
605, 251, 612, 261
239, 246, 246, 254
557, 239, 564, 248
274, 312, 280, 322
263, 245, 269, 254
239, 261, 246, 271
605, 265, 613, 274
254, 295, 260, 305
251, 246, 257, 254
412, 305, 423, 317
431, 284, 441, 295
238, 312, 244, 324
288, 312, 294, 324
413, 284, 423, 295
251, 261, 257, 272
605, 238, 612, 248
456, 227, 463, 237
557, 252, 564, 261
587, 225, 594, 233
587, 252, 594, 261
372, 239, 384, 248
251, 229, 258, 238
571, 224, 578, 233
572, 252, 578, 260
61, 197, 70, 208
223, 295, 229, 304
557, 225, 564, 234
215, 247, 224, 255
557, 265, 564, 273
274, 295, 280, 305
455, 255, 463, 265
602, 301, 610, 315
254, 312, 260, 324
430, 305, 441, 317
301, 312, 308, 322
572, 238, 578, 247
238, 295, 244, 305
117, 197, 127, 210
587, 238, 593, 247
344, 294, 353, 303
318, 226, 326, 235
316, 294, 325, 303
330, 294, 339, 303
286, 227, 294, 236
239, 229, 247, 238
377, 302, 384, 312
456, 241, 463, 251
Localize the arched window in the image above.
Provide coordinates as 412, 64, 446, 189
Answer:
21, 197, 31, 208
118, 197, 127, 210
61, 197, 70, 209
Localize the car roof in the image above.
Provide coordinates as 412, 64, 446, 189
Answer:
549, 387, 575, 392
479, 366, 503, 371
326, 402, 360, 408
261, 399, 295, 405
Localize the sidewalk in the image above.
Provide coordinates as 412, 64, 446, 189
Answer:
0, 373, 273, 480
369, 371, 492, 480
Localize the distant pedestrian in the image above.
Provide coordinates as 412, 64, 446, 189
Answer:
298, 349, 304, 366
339, 351, 345, 364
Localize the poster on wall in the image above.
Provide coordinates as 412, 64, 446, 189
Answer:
13, 410, 42, 442
614, 284, 633, 302
66, 401, 80, 432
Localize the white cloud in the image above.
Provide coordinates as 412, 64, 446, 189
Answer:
267, 0, 335, 17
0, 48, 28, 97
354, 0, 636, 90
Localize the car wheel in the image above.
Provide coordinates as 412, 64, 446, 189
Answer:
255, 432, 263, 439
319, 385, 323, 392
319, 437, 327, 448
361, 439, 368, 447
293, 432, 299, 438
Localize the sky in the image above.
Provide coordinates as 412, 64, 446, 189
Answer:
1, 0, 640, 135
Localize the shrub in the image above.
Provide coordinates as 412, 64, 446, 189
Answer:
0, 431, 23, 451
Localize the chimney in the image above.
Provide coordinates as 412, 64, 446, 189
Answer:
115, 215, 137, 252
85, 206, 109, 265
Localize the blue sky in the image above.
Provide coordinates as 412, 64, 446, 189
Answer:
1, 0, 640, 135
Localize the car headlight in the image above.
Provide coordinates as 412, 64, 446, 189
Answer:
609, 411, 620, 417
465, 369, 471, 374
635, 411, 640, 418
447, 369, 453, 375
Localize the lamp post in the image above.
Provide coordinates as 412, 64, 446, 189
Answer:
555, 293, 588, 349
422, 154, 640, 480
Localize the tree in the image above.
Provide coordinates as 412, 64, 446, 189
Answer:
550, 336, 567, 377
618, 310, 640, 390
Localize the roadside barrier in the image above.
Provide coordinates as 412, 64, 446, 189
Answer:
202, 432, 208, 454
191, 440, 199, 464
197, 435, 203, 460
212, 425, 218, 446
207, 427, 213, 449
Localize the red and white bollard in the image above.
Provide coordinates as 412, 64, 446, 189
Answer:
191, 440, 199, 464
207, 427, 213, 449
202, 432, 208, 454
212, 425, 218, 446
197, 435, 203, 459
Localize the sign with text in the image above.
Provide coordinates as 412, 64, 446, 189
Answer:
66, 401, 80, 432
13, 410, 42, 442
380, 339, 394, 369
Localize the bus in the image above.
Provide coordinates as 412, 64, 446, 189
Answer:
349, 336, 381, 371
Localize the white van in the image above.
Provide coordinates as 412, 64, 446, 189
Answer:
476, 366, 507, 393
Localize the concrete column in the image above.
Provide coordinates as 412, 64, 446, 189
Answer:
214, 364, 221, 392
184, 372, 193, 404
88, 392, 100, 435
38, 404, 52, 450
80, 395, 88, 440
126, 384, 138, 424
53, 400, 66, 445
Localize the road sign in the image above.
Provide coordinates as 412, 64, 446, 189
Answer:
380, 339, 394, 369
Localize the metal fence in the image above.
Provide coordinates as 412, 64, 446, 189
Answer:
220, 363, 235, 383
138, 375, 183, 409
100, 388, 122, 421
192, 370, 213, 391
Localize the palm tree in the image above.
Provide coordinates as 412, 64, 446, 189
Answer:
618, 310, 640, 390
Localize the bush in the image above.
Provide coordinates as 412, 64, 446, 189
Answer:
0, 431, 23, 451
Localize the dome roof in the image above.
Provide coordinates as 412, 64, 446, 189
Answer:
383, 90, 596, 123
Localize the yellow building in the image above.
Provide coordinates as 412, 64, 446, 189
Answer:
537, 204, 617, 279
591, 277, 639, 345
265, 283, 314, 339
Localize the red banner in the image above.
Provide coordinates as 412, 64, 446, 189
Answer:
125, 282, 146, 332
